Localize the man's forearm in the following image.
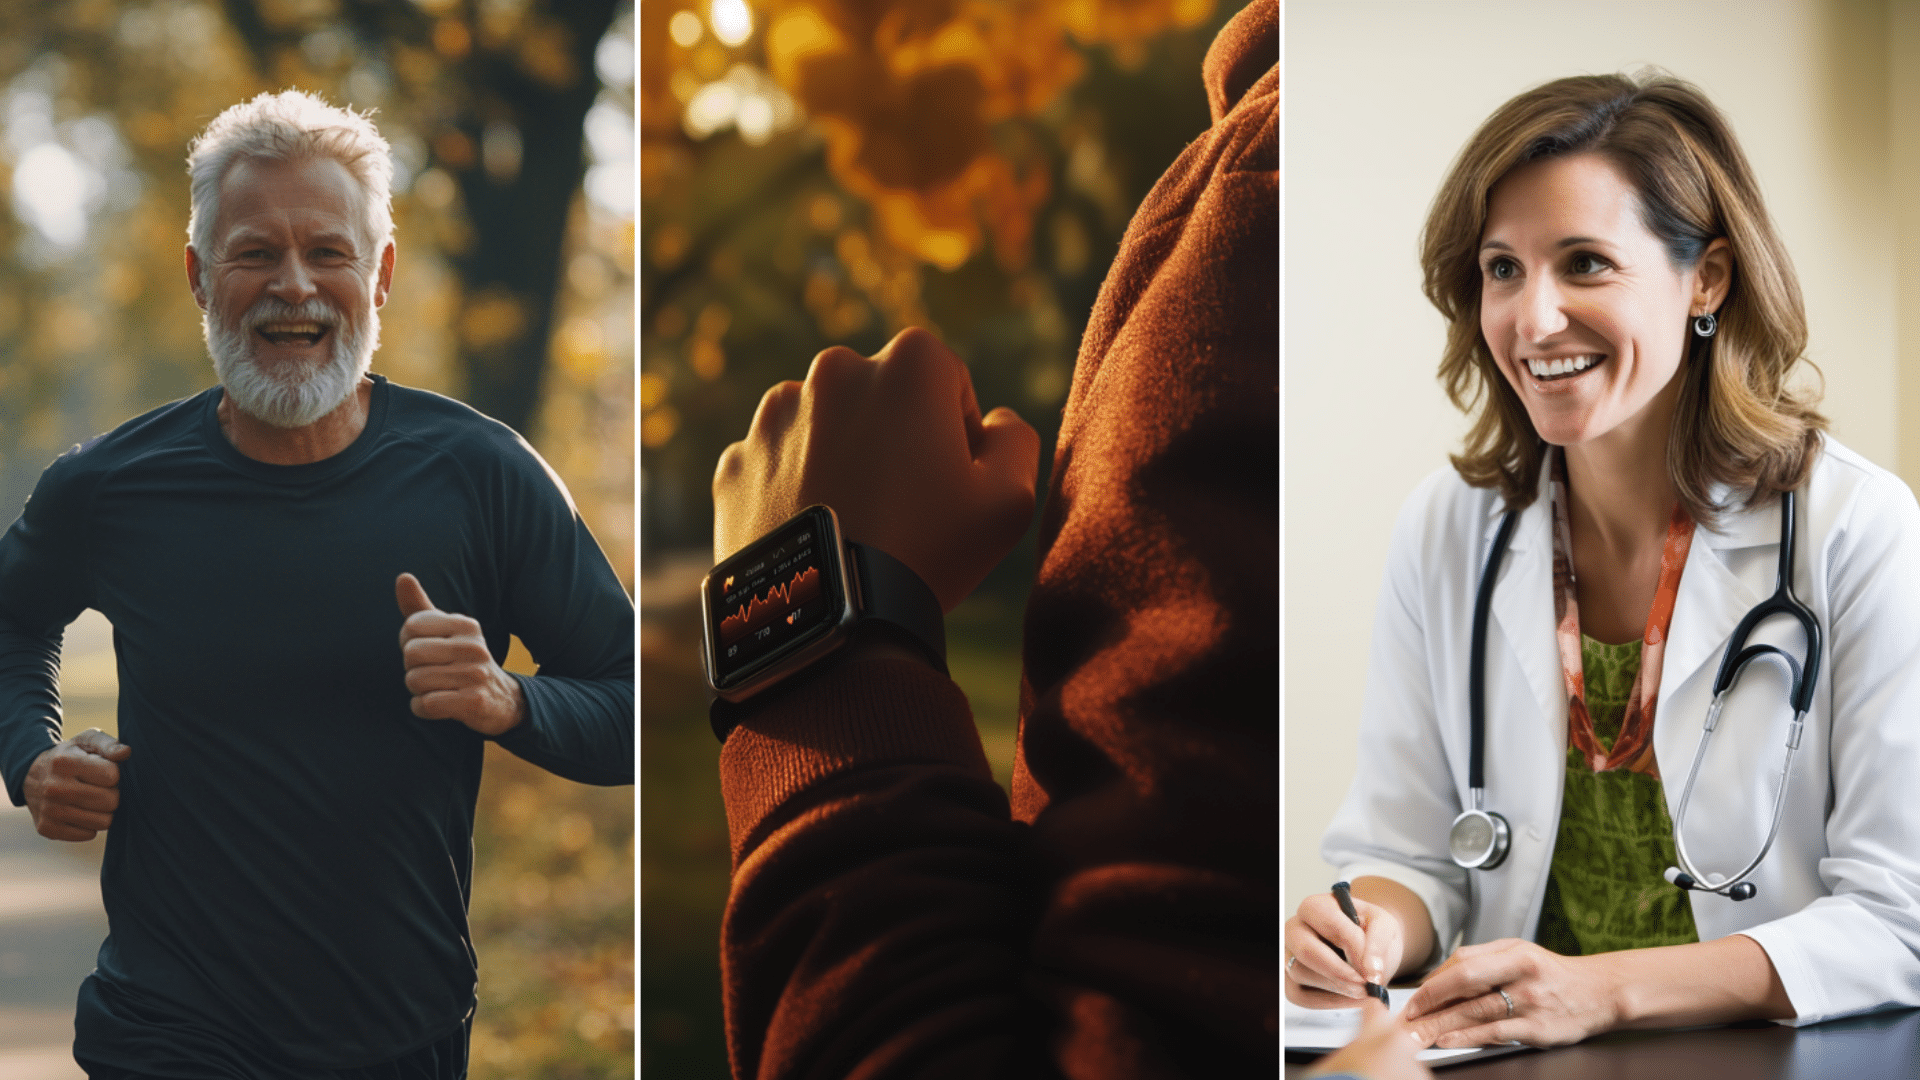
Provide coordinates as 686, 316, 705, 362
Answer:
495, 670, 633, 785
718, 654, 1024, 1079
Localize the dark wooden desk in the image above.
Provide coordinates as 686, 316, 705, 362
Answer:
1285, 1007, 1920, 1079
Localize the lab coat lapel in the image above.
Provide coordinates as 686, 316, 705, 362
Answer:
1487, 496, 1563, 755
1659, 500, 1770, 713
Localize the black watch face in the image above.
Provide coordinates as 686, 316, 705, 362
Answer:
706, 506, 848, 689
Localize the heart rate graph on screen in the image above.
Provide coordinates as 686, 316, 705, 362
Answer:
720, 564, 822, 644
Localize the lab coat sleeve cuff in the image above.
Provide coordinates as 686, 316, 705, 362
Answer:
1334, 859, 1464, 971
1736, 896, 1920, 1026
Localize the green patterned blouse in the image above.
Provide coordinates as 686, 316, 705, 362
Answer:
1534, 635, 1700, 955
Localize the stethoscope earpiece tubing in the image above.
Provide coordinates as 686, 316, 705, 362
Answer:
1711, 490, 1822, 715
1467, 509, 1523, 794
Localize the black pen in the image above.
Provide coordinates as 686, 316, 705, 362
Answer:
1330, 880, 1391, 1006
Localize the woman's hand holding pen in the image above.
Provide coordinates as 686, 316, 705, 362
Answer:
1285, 890, 1405, 1007
1286, 876, 1435, 1008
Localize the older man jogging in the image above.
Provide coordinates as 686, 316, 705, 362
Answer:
0, 90, 631, 1079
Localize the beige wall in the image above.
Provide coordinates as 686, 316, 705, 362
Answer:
1284, 0, 1914, 920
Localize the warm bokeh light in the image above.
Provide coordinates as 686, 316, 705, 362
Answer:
13, 142, 95, 248
711, 0, 754, 47
670, 10, 706, 48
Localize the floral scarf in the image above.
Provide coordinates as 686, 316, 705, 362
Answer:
1548, 452, 1694, 778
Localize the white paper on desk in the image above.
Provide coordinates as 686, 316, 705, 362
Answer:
1284, 989, 1484, 1063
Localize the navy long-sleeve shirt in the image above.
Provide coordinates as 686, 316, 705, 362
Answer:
0, 374, 633, 1071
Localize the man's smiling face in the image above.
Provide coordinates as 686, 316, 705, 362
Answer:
191, 155, 393, 429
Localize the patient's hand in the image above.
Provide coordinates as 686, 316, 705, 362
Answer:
1307, 999, 1431, 1080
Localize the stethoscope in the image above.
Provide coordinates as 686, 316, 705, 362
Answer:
1447, 489, 1822, 902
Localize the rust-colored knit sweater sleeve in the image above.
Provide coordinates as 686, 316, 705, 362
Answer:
717, 4, 1277, 1076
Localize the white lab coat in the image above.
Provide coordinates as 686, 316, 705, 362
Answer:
1322, 436, 1920, 1025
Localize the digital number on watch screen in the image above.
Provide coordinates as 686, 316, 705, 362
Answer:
706, 509, 844, 687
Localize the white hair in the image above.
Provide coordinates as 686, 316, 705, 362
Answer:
186, 90, 394, 275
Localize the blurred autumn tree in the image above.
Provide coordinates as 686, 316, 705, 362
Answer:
638, 1, 1252, 1074
0, 2, 634, 1077
640, 0, 1241, 578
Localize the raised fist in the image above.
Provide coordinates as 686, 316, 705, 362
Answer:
24, 728, 131, 842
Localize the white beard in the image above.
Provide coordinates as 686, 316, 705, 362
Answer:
206, 294, 378, 429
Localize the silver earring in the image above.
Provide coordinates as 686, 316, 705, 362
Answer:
1692, 313, 1717, 338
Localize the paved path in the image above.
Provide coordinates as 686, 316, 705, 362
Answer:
0, 609, 118, 1080
0, 809, 100, 1079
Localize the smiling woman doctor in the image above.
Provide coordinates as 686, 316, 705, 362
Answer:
1286, 72, 1920, 1052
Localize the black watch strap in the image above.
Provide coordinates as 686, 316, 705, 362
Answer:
709, 541, 946, 742
848, 541, 948, 677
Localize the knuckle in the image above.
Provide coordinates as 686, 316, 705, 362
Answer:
893, 325, 938, 349
713, 442, 744, 486
755, 379, 801, 420
808, 345, 864, 382
883, 325, 942, 363
885, 328, 961, 383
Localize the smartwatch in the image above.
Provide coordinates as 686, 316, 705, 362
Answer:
701, 504, 947, 740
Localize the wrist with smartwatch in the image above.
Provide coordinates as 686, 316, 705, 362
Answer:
702, 504, 948, 742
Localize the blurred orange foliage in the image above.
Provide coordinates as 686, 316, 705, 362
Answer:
762, 0, 1073, 268
641, 0, 1213, 271
1062, 0, 1215, 67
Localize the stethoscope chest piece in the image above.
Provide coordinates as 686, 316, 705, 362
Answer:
1450, 807, 1511, 870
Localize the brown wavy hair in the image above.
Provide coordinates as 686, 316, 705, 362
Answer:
1421, 71, 1825, 521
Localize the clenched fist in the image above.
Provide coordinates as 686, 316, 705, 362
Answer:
396, 573, 525, 736
25, 728, 130, 842
712, 327, 1040, 613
